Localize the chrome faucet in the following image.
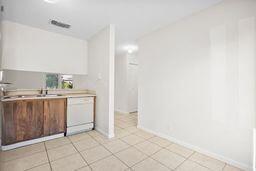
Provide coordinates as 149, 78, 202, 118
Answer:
40, 88, 44, 95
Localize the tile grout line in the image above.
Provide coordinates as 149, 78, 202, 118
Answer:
162, 144, 196, 161
42, 131, 154, 167
1, 139, 77, 165
130, 130, 155, 140
127, 140, 169, 169
114, 116, 166, 169
83, 153, 113, 166
0, 150, 45, 163
148, 152, 174, 170
48, 129, 154, 170
45, 140, 72, 151
24, 163, 50, 171
43, 140, 80, 163
68, 136, 92, 170
124, 116, 167, 170
128, 155, 151, 169
3, 129, 136, 167
17, 143, 50, 171
172, 153, 192, 171
0, 144, 46, 163
148, 156, 173, 171
93, 126, 170, 170
78, 134, 112, 170
89, 134, 132, 169
116, 115, 187, 171
87, 114, 231, 171
46, 150, 78, 163
131, 144, 173, 170
44, 142, 53, 171
187, 152, 220, 171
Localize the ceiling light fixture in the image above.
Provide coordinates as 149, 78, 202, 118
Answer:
44, 0, 59, 4
123, 45, 138, 54
127, 49, 133, 54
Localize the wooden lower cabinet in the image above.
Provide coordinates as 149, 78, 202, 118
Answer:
1, 98, 66, 145
43, 99, 66, 136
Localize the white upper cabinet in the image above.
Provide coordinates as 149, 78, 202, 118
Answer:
1, 21, 88, 75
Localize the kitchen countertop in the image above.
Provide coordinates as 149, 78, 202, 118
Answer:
1, 89, 96, 102
1, 94, 96, 102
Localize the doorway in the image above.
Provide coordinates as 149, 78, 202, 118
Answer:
114, 52, 138, 133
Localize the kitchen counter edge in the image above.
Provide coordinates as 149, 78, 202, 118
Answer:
1, 94, 96, 102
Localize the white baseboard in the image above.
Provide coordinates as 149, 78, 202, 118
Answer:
137, 125, 252, 171
66, 123, 94, 136
95, 127, 115, 139
108, 132, 115, 139
1, 133, 64, 151
115, 110, 129, 114
115, 110, 138, 115
253, 128, 255, 171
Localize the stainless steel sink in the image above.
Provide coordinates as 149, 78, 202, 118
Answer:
2, 94, 62, 100
36, 94, 62, 97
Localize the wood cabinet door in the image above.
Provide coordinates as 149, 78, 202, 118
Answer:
2, 100, 44, 145
26, 100, 44, 140
2, 101, 16, 145
44, 99, 66, 136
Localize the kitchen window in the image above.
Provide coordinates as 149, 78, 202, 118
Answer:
61, 75, 73, 89
45, 74, 73, 89
45, 74, 58, 89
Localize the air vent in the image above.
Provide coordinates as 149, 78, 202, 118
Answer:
50, 20, 71, 29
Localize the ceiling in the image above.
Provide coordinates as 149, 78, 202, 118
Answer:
2, 0, 222, 54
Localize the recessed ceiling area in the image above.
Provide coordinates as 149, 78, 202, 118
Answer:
2, 0, 222, 54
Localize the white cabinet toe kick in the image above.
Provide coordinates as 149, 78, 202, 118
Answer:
1, 133, 64, 151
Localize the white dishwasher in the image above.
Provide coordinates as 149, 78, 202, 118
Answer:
67, 97, 94, 135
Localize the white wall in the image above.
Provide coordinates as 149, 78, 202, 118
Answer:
138, 0, 255, 170
0, 0, 3, 143
86, 25, 115, 138
115, 54, 128, 113
254, 128, 256, 170
127, 54, 138, 112
1, 21, 88, 75
115, 53, 138, 113
0, 0, 4, 71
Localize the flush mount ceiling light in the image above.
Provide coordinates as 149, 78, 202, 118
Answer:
124, 45, 138, 54
127, 49, 133, 54
44, 0, 59, 4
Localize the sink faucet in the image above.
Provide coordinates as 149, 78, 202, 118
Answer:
40, 88, 48, 95
40, 88, 43, 95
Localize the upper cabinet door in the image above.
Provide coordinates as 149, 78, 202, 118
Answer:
1, 21, 88, 75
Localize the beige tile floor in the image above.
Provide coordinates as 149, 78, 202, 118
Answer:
0, 112, 244, 171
